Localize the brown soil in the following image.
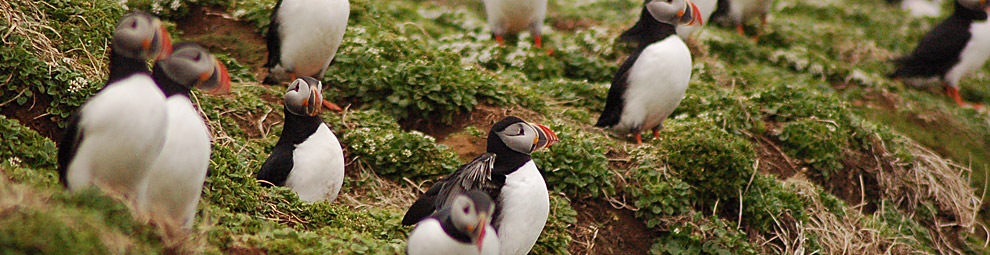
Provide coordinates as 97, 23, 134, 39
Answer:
748, 130, 800, 180
439, 133, 486, 162
0, 92, 58, 140
746, 120, 885, 214
175, 6, 269, 80
568, 199, 657, 255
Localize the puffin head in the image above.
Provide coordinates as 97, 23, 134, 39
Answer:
450, 190, 495, 252
156, 42, 231, 94
112, 11, 173, 61
960, 0, 990, 11
645, 0, 704, 26
284, 77, 323, 117
488, 116, 559, 155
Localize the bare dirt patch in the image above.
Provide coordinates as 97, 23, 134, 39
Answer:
1, 93, 58, 140
568, 199, 657, 255
175, 6, 269, 79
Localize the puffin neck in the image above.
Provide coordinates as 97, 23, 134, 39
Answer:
436, 213, 472, 244
277, 108, 324, 145
487, 133, 532, 176
107, 46, 151, 85
620, 6, 678, 48
151, 63, 191, 98
955, 1, 989, 20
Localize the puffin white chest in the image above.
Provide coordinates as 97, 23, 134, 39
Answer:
284, 123, 346, 202
615, 36, 692, 133
69, 74, 167, 196
407, 219, 500, 255
140, 96, 212, 228
484, 0, 547, 34
496, 160, 549, 255
276, 0, 350, 77
946, 20, 990, 86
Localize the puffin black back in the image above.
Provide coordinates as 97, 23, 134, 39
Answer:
889, 0, 989, 78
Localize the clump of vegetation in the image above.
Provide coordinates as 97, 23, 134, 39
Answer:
343, 126, 460, 179
328, 23, 513, 124
658, 118, 756, 204
533, 120, 615, 199
0, 0, 125, 127
774, 119, 848, 180
0, 116, 56, 169
532, 193, 578, 254
648, 213, 757, 255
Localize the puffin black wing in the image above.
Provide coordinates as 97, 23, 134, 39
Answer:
257, 143, 294, 187
401, 153, 499, 225
57, 114, 84, 187
889, 17, 972, 78
263, 0, 284, 84
596, 48, 644, 128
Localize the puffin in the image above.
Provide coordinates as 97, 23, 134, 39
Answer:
406, 190, 501, 255
402, 116, 559, 255
597, 0, 703, 144
263, 0, 349, 111
711, 0, 771, 38
482, 0, 549, 49
139, 42, 231, 229
57, 11, 172, 200
257, 76, 346, 203
889, 0, 990, 109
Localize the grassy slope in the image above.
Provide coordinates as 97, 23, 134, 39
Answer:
2, 0, 990, 254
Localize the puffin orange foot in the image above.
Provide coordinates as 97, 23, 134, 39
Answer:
322, 99, 343, 111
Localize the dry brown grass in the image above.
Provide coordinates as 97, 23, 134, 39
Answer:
0, 0, 106, 82
878, 138, 982, 254
758, 133, 984, 255
779, 174, 921, 255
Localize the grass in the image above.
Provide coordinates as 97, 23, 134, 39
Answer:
1, 0, 990, 253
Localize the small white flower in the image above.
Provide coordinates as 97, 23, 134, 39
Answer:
8, 157, 21, 167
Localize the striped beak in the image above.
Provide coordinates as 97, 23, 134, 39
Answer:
531, 123, 559, 151
199, 57, 231, 94
474, 214, 488, 252
153, 21, 172, 60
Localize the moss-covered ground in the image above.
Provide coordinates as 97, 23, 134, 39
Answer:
2, 0, 990, 253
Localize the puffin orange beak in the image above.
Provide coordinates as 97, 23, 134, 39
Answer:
155, 24, 172, 60
683, 0, 704, 26
531, 123, 559, 151
214, 59, 232, 94
474, 215, 488, 252
309, 85, 322, 116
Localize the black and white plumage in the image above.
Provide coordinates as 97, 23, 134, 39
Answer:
139, 43, 231, 229
599, 0, 701, 144
257, 77, 346, 203
482, 0, 549, 48
263, 0, 349, 86
403, 116, 559, 255
57, 12, 172, 200
407, 190, 500, 255
889, 0, 990, 108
